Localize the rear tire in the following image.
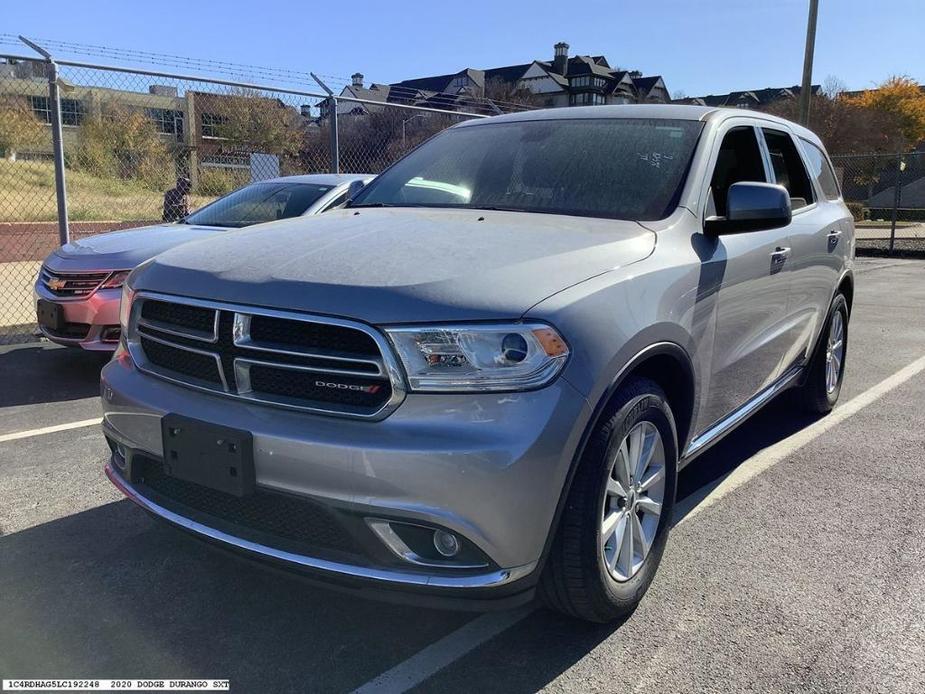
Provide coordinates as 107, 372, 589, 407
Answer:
540, 377, 678, 623
794, 293, 849, 414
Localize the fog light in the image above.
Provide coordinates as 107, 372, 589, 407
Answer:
433, 529, 460, 557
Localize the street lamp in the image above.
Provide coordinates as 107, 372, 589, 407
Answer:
402, 114, 427, 147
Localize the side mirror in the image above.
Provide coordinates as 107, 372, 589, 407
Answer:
346, 179, 366, 204
705, 182, 792, 235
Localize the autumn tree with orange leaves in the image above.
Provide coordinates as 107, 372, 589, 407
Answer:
846, 76, 925, 150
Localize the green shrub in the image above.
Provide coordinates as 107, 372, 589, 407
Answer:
196, 167, 248, 196
0, 96, 47, 156
71, 101, 175, 191
845, 202, 865, 221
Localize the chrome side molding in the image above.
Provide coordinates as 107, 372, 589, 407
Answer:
683, 365, 803, 462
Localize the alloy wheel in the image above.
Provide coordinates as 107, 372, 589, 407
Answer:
825, 310, 845, 394
601, 420, 666, 582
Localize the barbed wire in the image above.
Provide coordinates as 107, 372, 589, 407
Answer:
0, 34, 540, 114
0, 34, 352, 89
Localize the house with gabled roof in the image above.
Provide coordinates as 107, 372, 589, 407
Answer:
333, 42, 669, 116
675, 85, 821, 109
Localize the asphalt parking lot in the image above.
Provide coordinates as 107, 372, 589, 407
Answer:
2, 257, 925, 693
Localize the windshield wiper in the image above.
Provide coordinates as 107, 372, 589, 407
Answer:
348, 202, 401, 208
469, 205, 522, 213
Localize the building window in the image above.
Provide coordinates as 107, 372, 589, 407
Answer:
200, 112, 227, 138
569, 92, 606, 106
148, 108, 184, 136
570, 75, 590, 88
29, 96, 84, 126
61, 99, 84, 126
29, 96, 50, 123
450, 75, 468, 92
594, 77, 608, 88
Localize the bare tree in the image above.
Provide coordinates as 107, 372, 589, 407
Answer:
482, 77, 546, 113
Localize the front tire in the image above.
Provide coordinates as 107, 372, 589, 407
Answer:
540, 377, 678, 623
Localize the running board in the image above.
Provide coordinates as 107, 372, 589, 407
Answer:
682, 365, 804, 464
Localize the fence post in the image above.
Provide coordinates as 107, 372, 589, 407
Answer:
309, 73, 339, 174
46, 60, 70, 246
21, 36, 70, 246
329, 96, 339, 174
889, 152, 904, 254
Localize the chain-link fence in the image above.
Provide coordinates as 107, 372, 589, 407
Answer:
4, 46, 923, 345
0, 50, 500, 344
832, 151, 925, 255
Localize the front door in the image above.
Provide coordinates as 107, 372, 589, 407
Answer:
696, 123, 796, 430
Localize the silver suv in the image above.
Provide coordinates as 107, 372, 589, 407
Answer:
100, 105, 853, 622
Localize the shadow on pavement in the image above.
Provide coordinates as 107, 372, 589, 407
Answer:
0, 342, 108, 407
0, 499, 471, 692
413, 395, 825, 693
0, 368, 824, 693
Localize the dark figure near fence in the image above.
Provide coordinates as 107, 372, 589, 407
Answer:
162, 177, 192, 222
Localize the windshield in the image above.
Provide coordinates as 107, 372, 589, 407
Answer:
352, 118, 703, 221
185, 182, 334, 228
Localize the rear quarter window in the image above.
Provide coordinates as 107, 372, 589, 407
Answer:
800, 138, 842, 201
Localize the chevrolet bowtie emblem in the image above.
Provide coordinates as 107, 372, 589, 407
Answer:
46, 277, 68, 291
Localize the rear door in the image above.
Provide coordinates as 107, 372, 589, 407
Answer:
696, 119, 796, 429
771, 131, 851, 362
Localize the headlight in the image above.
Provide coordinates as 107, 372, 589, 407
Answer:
100, 270, 132, 289
385, 323, 569, 392
118, 281, 135, 335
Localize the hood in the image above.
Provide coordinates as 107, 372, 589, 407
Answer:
133, 208, 655, 323
47, 223, 225, 272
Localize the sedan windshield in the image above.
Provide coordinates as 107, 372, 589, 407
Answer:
184, 182, 334, 228
352, 118, 703, 221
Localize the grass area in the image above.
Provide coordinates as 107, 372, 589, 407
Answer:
0, 159, 215, 223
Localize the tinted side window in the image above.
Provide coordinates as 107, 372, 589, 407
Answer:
762, 129, 814, 209
800, 138, 841, 200
709, 126, 767, 217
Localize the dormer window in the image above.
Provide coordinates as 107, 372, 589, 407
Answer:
450, 75, 469, 92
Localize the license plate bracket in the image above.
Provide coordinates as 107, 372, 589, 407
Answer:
160, 414, 255, 497
36, 299, 64, 332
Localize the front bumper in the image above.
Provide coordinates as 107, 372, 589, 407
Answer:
33, 282, 122, 351
101, 354, 591, 599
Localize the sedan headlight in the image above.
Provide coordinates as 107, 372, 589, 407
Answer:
385, 323, 569, 392
100, 270, 132, 289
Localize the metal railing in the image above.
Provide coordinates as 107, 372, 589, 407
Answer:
0, 41, 500, 343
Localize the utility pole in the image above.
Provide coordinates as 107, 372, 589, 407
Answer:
798, 0, 820, 126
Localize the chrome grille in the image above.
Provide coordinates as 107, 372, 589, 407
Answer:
40, 266, 110, 298
127, 293, 405, 419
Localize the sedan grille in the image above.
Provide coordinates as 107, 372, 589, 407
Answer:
40, 267, 110, 298
128, 294, 403, 418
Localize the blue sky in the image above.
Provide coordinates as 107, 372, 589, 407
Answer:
2, 0, 922, 97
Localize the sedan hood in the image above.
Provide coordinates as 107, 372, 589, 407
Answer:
134, 208, 655, 323
47, 223, 225, 272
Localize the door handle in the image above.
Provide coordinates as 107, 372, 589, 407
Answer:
827, 229, 843, 238
770, 246, 791, 264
